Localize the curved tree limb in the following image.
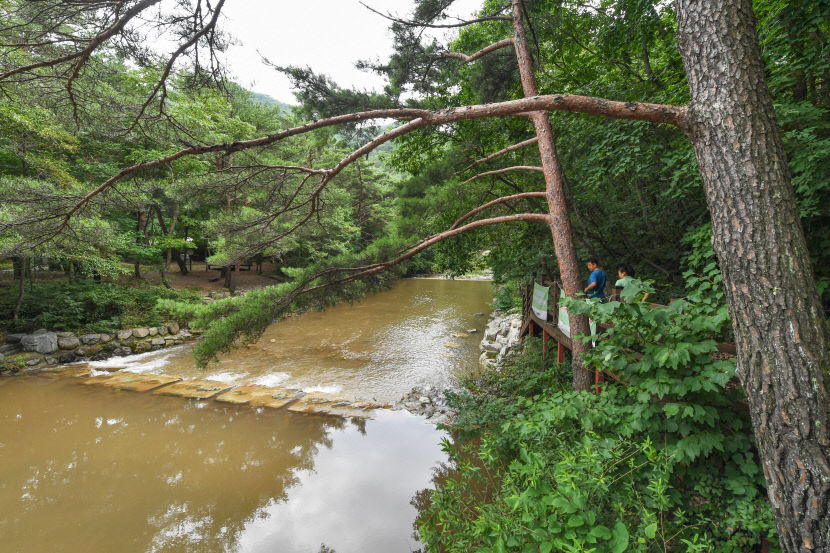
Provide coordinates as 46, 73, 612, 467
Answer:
224, 164, 328, 175
450, 192, 546, 229
461, 165, 543, 184
304, 213, 551, 293
0, 0, 162, 82
128, 0, 227, 130
456, 137, 538, 175
47, 92, 685, 239
359, 2, 510, 28
439, 38, 515, 63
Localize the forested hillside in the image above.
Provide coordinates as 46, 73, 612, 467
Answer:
0, 1, 828, 551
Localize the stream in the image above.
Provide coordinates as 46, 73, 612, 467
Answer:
0, 278, 493, 553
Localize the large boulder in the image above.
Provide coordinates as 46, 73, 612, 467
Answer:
132, 328, 149, 339
99, 334, 113, 344
150, 337, 165, 346
5, 333, 26, 344
76, 344, 102, 357
117, 330, 133, 341
167, 322, 180, 335
21, 332, 58, 354
57, 336, 80, 350
481, 341, 501, 353
148, 327, 158, 337
132, 341, 151, 353
79, 334, 100, 345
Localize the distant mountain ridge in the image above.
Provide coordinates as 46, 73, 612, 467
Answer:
250, 92, 294, 112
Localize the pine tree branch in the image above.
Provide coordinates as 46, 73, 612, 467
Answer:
128, 0, 227, 130
450, 192, 546, 229
360, 2, 510, 28
439, 38, 515, 63
0, 0, 162, 82
456, 137, 538, 175
461, 165, 543, 184
52, 94, 686, 236
304, 213, 551, 293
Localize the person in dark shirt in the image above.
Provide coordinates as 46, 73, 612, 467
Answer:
583, 257, 606, 300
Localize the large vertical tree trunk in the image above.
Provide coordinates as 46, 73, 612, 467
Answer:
676, 1, 830, 551
512, 0, 593, 391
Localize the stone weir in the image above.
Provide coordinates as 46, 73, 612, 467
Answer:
32, 364, 391, 420
0, 323, 191, 370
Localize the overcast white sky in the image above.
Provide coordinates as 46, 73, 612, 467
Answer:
218, 0, 484, 104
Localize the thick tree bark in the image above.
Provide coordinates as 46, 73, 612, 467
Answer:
512, 0, 593, 391
676, 1, 830, 551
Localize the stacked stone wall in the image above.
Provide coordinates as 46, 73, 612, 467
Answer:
0, 323, 191, 370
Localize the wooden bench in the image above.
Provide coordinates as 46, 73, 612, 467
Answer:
205, 263, 253, 272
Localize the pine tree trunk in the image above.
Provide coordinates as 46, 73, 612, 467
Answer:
512, 0, 593, 391
12, 256, 26, 326
676, 1, 830, 550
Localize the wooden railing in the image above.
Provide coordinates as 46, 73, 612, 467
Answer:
519, 278, 737, 365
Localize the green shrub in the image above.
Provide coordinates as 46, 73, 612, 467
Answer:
0, 280, 201, 333
417, 273, 777, 552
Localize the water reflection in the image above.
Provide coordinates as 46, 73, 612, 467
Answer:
0, 377, 447, 553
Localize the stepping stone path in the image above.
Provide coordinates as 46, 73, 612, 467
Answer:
32, 364, 385, 420
287, 392, 386, 418
215, 384, 299, 409
153, 379, 234, 400
85, 372, 182, 392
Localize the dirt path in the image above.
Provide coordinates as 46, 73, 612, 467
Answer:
0, 261, 283, 293
119, 261, 282, 292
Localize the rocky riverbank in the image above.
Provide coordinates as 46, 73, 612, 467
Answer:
478, 310, 523, 368
0, 323, 193, 372
396, 385, 456, 425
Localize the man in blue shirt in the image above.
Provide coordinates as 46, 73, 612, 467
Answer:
583, 257, 606, 300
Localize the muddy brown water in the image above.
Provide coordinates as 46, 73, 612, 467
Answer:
0, 278, 493, 553
88, 278, 494, 402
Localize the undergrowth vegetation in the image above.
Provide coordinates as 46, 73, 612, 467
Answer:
417, 272, 776, 553
0, 280, 201, 333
